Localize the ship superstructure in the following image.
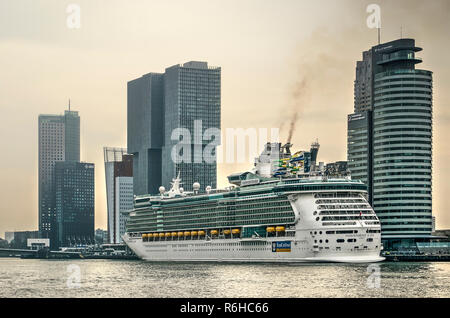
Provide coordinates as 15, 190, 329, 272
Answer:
123, 142, 384, 263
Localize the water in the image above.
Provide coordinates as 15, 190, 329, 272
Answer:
0, 258, 449, 297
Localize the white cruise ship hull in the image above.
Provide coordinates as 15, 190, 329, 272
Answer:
123, 232, 384, 264
124, 178, 385, 264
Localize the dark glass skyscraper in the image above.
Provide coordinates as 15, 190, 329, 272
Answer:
127, 73, 164, 196
347, 39, 433, 250
162, 61, 221, 191
38, 109, 80, 247
54, 162, 95, 248
127, 61, 221, 195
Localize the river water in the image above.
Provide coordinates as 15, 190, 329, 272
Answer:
0, 258, 449, 298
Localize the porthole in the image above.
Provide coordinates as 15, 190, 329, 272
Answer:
313, 211, 317, 215
316, 217, 320, 221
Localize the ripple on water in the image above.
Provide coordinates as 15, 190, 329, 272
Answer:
0, 259, 449, 297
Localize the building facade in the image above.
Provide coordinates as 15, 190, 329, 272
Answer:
127, 61, 221, 196
38, 109, 80, 247
347, 111, 373, 201
115, 176, 134, 243
162, 61, 221, 192
10, 231, 39, 249
127, 73, 164, 196
347, 38, 433, 250
104, 147, 133, 244
54, 161, 95, 248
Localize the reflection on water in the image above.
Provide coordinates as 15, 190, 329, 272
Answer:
0, 259, 449, 298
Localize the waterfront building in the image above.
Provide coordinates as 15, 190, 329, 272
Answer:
4, 232, 14, 244
347, 38, 433, 250
104, 148, 133, 243
95, 228, 108, 245
54, 161, 95, 248
127, 61, 221, 196
127, 73, 164, 196
38, 107, 80, 247
10, 231, 39, 249
162, 61, 221, 192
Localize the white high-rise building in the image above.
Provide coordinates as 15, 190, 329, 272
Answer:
115, 177, 134, 243
104, 147, 133, 244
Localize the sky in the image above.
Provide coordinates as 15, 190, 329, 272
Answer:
0, 0, 449, 237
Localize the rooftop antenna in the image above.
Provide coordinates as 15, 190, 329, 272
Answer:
400, 26, 403, 39
378, 27, 381, 45
68, 98, 71, 111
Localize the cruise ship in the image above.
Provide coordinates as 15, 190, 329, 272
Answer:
123, 142, 384, 263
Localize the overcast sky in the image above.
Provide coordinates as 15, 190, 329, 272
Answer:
0, 0, 449, 237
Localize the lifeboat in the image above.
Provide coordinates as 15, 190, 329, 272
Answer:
158, 233, 165, 238
198, 230, 206, 236
266, 227, 275, 233
171, 232, 177, 237
165, 232, 171, 238
184, 231, 191, 237
191, 231, 198, 236
232, 229, 240, 235
210, 230, 218, 236
223, 229, 231, 235
177, 232, 183, 237
142, 234, 147, 240
276, 226, 285, 232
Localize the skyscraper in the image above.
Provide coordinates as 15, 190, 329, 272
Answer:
54, 162, 95, 248
38, 108, 80, 247
127, 61, 221, 195
162, 61, 221, 191
348, 38, 433, 250
104, 147, 133, 243
127, 73, 164, 196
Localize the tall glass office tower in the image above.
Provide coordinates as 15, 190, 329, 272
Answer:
127, 73, 164, 196
54, 162, 95, 248
162, 61, 221, 191
347, 39, 433, 250
38, 109, 80, 247
128, 61, 221, 195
